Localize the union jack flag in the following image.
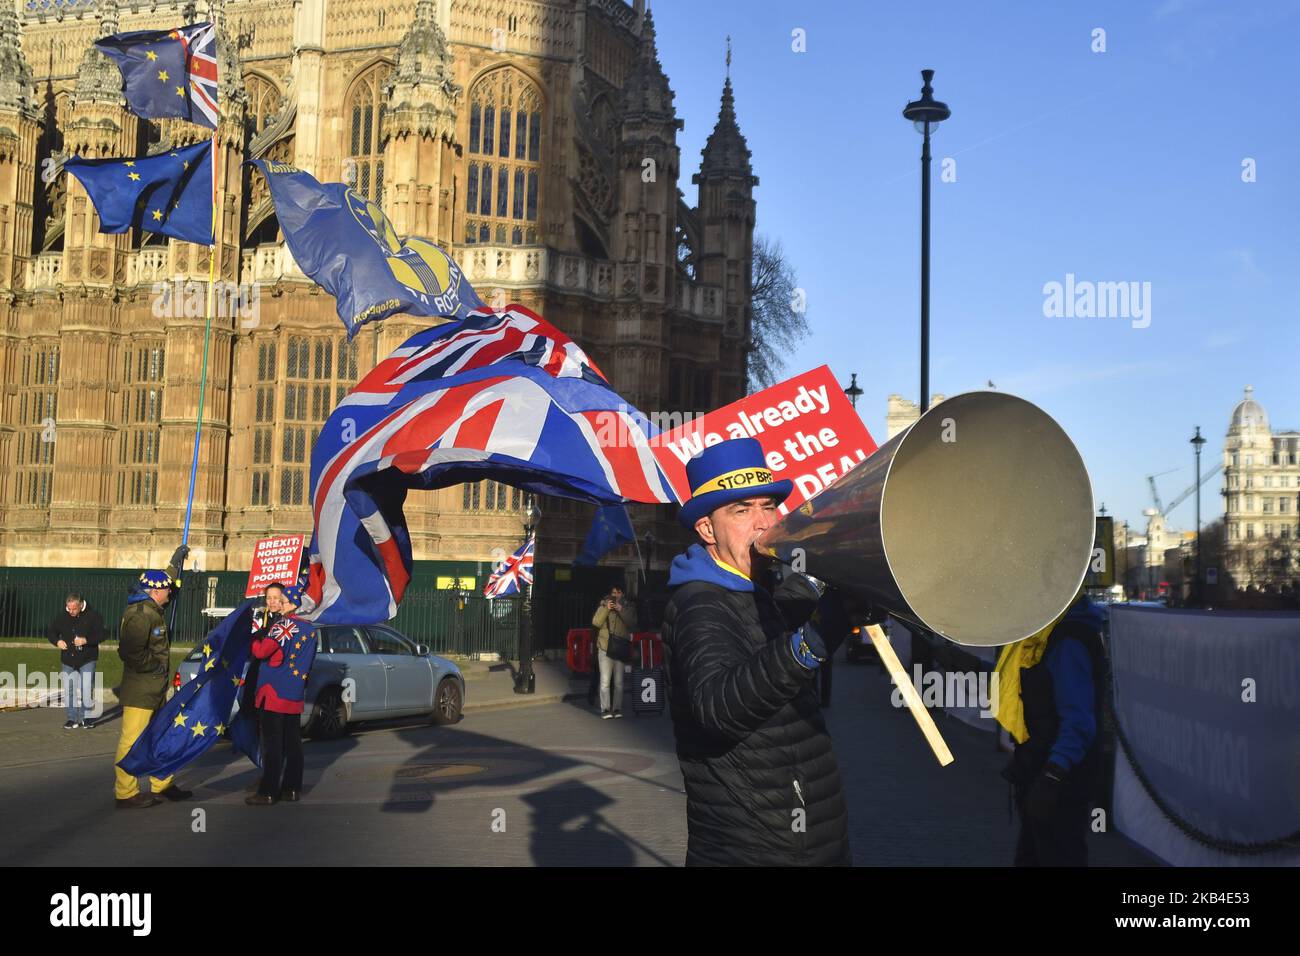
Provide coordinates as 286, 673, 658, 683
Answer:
96, 22, 219, 129
299, 305, 680, 625
484, 537, 535, 598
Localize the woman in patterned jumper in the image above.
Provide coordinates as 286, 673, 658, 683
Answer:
245, 582, 317, 806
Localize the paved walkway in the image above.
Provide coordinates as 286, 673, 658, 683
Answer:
0, 650, 1155, 866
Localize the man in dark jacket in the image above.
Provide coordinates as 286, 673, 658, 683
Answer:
113, 547, 193, 809
660, 437, 853, 866
1005, 594, 1107, 866
48, 593, 105, 729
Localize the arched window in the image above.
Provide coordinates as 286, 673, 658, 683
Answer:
346, 63, 392, 203
465, 68, 542, 246
244, 73, 282, 138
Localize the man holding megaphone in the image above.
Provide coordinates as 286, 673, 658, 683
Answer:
660, 438, 855, 866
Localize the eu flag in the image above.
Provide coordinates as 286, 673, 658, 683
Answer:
64, 140, 213, 245
95, 22, 218, 128
249, 159, 487, 338
575, 505, 636, 567
118, 599, 259, 779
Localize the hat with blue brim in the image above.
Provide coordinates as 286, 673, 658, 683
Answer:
678, 437, 793, 529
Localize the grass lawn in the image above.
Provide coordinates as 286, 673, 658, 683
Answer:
0, 636, 195, 648
0, 646, 191, 695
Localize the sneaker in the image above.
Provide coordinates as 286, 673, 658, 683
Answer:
601, 710, 614, 720
78, 720, 93, 729
63, 720, 77, 730
613, 711, 624, 719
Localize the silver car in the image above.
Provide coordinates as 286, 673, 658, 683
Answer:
177, 620, 465, 739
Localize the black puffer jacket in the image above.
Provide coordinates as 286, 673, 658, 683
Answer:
660, 544, 851, 866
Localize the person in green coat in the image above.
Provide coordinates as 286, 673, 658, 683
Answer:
113, 547, 194, 809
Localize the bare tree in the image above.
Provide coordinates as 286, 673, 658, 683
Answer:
748, 235, 810, 392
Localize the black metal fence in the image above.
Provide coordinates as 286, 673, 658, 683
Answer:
0, 564, 662, 659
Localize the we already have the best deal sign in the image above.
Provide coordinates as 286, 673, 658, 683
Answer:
652, 366, 877, 516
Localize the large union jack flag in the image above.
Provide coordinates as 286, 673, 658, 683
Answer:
299, 305, 679, 624
96, 22, 219, 129
484, 537, 535, 598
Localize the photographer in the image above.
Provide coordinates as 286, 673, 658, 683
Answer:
48, 592, 105, 729
591, 585, 636, 719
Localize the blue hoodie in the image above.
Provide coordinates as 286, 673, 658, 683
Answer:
1043, 596, 1105, 770
667, 544, 755, 593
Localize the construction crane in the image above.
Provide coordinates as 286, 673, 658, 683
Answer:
1145, 468, 1179, 515
1163, 462, 1223, 518
1145, 464, 1223, 520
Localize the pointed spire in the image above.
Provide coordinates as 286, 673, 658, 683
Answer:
209, 0, 248, 121
697, 76, 754, 183
73, 0, 126, 109
383, 0, 460, 142
391, 0, 455, 88
0, 0, 37, 118
620, 9, 676, 125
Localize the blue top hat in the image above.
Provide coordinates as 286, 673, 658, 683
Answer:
677, 437, 793, 529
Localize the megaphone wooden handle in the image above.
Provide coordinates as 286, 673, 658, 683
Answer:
864, 624, 955, 767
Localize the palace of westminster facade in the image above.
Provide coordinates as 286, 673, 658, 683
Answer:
0, 0, 757, 577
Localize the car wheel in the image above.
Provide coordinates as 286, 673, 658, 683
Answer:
431, 678, 462, 725
308, 687, 349, 740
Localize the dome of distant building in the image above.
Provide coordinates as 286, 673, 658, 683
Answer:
1228, 385, 1268, 434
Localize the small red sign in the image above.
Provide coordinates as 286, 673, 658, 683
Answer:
245, 535, 306, 598
651, 366, 878, 518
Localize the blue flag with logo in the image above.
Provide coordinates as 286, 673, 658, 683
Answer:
95, 22, 219, 128
248, 159, 487, 338
575, 504, 636, 567
118, 599, 259, 779
64, 140, 213, 245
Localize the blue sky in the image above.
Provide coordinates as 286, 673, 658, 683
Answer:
651, 0, 1299, 533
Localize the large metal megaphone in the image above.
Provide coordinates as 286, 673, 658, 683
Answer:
756, 391, 1094, 648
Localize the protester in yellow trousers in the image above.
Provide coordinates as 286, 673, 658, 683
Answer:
114, 550, 194, 809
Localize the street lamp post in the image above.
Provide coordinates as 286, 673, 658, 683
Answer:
843, 372, 863, 410
514, 494, 538, 694
1191, 426, 1206, 606
902, 70, 951, 415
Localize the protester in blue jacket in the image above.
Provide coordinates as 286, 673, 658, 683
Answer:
1006, 594, 1108, 866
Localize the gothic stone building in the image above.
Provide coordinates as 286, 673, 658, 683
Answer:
0, 0, 757, 582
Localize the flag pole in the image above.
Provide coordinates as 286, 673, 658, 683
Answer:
630, 514, 646, 585
181, 128, 219, 550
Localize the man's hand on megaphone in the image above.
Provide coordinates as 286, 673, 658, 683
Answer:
789, 625, 827, 671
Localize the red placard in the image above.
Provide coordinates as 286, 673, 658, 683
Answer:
245, 535, 306, 598
651, 366, 878, 518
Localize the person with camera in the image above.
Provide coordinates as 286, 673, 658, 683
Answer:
48, 592, 105, 729
591, 584, 637, 719
659, 438, 855, 866
114, 545, 192, 809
